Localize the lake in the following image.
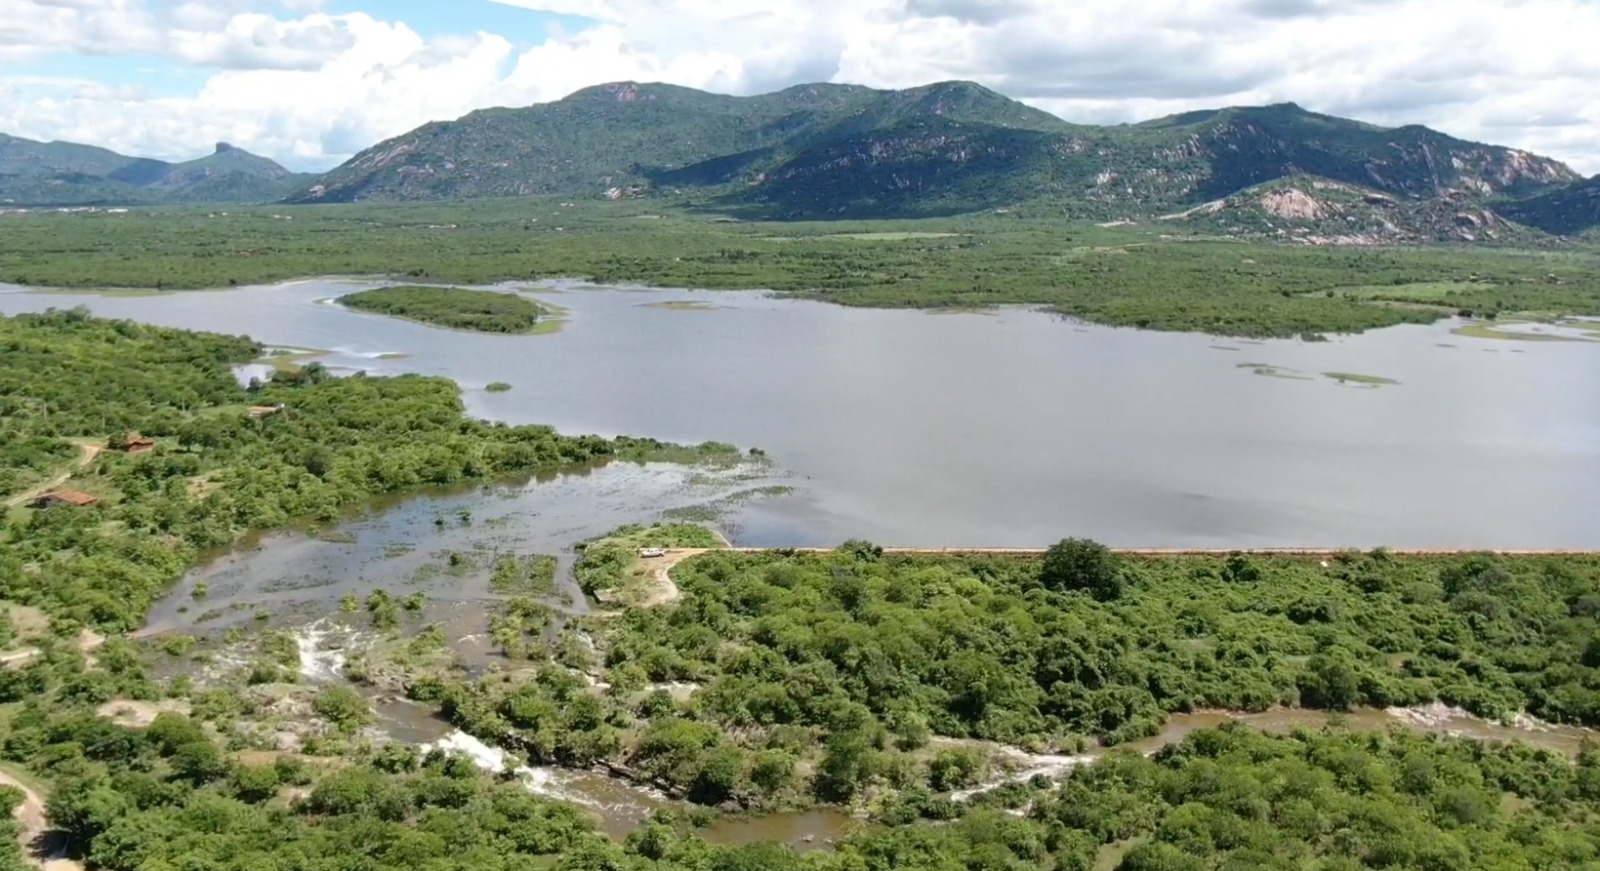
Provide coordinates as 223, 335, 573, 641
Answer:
4, 278, 1598, 548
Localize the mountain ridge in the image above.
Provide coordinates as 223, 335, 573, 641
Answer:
7, 80, 1598, 240
286, 80, 1594, 238
0, 135, 312, 206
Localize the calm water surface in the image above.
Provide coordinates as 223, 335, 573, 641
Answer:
5, 278, 1598, 548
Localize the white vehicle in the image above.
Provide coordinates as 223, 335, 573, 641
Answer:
638, 547, 667, 558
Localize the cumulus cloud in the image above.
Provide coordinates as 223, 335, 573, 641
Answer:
0, 0, 1597, 175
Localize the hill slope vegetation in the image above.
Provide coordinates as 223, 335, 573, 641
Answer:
0, 137, 311, 206
291, 82, 1587, 237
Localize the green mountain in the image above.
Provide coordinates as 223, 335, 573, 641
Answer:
1496, 175, 1600, 236
0, 137, 312, 206
294, 80, 1070, 206
289, 82, 1586, 235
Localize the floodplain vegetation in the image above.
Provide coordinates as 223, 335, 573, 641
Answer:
3, 309, 1600, 871
4, 200, 1600, 337
0, 307, 732, 629
338, 285, 547, 334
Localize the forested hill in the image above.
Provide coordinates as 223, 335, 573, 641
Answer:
289, 80, 1595, 237
1498, 174, 1600, 236
0, 137, 313, 206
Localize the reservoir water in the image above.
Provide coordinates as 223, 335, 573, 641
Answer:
3, 278, 1598, 548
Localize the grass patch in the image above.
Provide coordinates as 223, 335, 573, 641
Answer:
1325, 281, 1494, 300
1093, 838, 1148, 871
1237, 363, 1314, 381
661, 485, 796, 523
1323, 372, 1400, 386
645, 300, 723, 311
255, 346, 330, 374
924, 307, 999, 316
26, 287, 174, 298
0, 760, 50, 796
820, 231, 964, 241
485, 382, 513, 393
488, 553, 559, 597
1450, 323, 1587, 342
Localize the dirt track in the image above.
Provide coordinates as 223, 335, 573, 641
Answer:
0, 767, 80, 871
3, 443, 102, 510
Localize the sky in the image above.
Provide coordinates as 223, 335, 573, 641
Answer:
2, 0, 1598, 174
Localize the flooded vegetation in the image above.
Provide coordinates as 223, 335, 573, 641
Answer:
142, 524, 1600, 845
5, 278, 1600, 548
7, 275, 1600, 870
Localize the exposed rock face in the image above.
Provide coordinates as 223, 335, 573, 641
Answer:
1259, 188, 1329, 220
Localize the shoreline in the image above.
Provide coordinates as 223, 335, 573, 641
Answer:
661, 546, 1600, 556
15, 274, 1595, 344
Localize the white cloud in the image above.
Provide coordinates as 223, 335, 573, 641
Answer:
0, 0, 1596, 176
167, 12, 354, 69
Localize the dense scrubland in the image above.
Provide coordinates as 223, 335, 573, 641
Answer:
5, 202, 1600, 336
409, 539, 1600, 819
4, 306, 1600, 871
7, 670, 1600, 871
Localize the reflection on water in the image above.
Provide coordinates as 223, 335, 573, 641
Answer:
4, 278, 1599, 548
145, 459, 791, 633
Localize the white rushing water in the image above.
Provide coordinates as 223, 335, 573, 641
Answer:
423, 729, 664, 812
950, 746, 1097, 802
1384, 702, 1569, 736
295, 619, 353, 682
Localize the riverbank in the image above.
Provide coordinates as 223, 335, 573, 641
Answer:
7, 306, 1600, 871
7, 202, 1600, 338
8, 278, 1598, 550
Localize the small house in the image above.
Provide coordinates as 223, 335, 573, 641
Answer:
31, 490, 99, 509
247, 404, 285, 419
119, 433, 156, 454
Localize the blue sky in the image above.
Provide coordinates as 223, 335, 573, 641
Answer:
3, 0, 1597, 174
320, 0, 596, 45
19, 1, 597, 102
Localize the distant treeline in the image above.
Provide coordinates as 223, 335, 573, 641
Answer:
3, 202, 1598, 338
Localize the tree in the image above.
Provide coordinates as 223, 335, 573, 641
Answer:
313, 685, 373, 733
1299, 653, 1360, 710
1041, 538, 1122, 600
815, 731, 877, 802
1119, 841, 1206, 871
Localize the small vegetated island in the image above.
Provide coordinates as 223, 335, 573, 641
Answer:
339, 285, 545, 333
3, 309, 1600, 870
7, 203, 1600, 339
